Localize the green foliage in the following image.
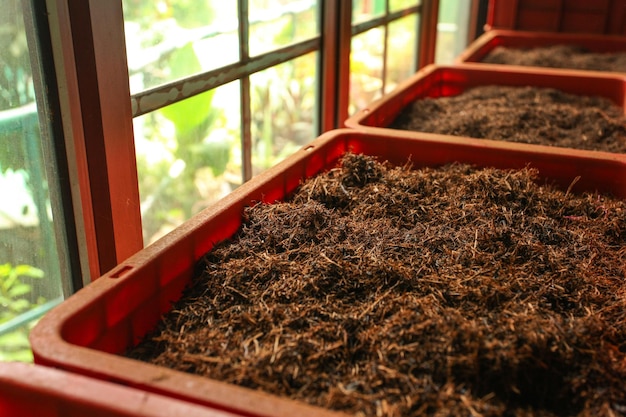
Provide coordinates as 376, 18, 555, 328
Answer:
160, 44, 216, 137
161, 88, 215, 138
0, 15, 34, 111
122, 0, 214, 30
248, 13, 317, 171
171, 0, 214, 28
138, 42, 233, 242
0, 263, 44, 322
186, 134, 231, 177
0, 324, 34, 362
1, 1, 37, 175
159, 43, 228, 177
0, 263, 46, 362
273, 17, 295, 47
251, 54, 316, 172
270, 7, 317, 50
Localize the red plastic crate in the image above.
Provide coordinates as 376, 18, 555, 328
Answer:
456, 29, 626, 74
0, 362, 240, 417
31, 129, 626, 417
345, 64, 626, 156
486, 0, 626, 35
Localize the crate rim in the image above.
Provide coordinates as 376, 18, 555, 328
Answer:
345, 63, 626, 161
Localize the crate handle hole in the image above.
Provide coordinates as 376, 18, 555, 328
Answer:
304, 145, 315, 151
110, 265, 134, 279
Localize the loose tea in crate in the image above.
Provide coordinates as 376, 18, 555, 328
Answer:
128, 153, 626, 417
482, 45, 626, 73
390, 85, 626, 153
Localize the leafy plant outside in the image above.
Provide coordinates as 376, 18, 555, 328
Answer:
0, 263, 46, 362
136, 42, 235, 244
128, 1, 320, 244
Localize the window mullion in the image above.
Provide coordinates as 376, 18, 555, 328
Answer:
351, 5, 421, 35
238, 0, 253, 182
381, 0, 390, 95
241, 75, 252, 182
320, 0, 351, 131
418, 0, 439, 68
131, 39, 320, 118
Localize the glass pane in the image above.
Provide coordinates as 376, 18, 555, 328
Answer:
386, 14, 418, 93
390, 0, 420, 12
249, 0, 319, 57
350, 28, 384, 115
435, 0, 471, 64
250, 52, 317, 176
134, 82, 242, 245
122, 1, 239, 93
0, 0, 64, 361
352, 0, 386, 24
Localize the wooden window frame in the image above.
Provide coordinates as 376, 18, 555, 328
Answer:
46, 0, 143, 282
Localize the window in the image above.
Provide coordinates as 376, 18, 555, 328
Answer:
350, 0, 421, 113
0, 0, 76, 361
123, 0, 428, 245
124, 0, 323, 244
435, 0, 473, 64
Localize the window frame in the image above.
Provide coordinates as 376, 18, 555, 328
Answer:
46, 0, 143, 281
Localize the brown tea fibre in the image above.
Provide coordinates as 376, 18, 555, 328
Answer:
128, 153, 626, 417
482, 45, 626, 73
390, 85, 626, 153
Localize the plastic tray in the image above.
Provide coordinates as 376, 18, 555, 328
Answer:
30, 129, 626, 417
456, 29, 626, 74
345, 64, 626, 156
0, 362, 240, 417
486, 0, 626, 35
